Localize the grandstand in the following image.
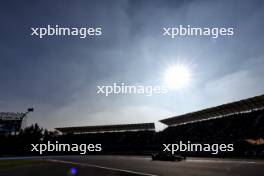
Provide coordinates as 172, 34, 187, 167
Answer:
157, 95, 264, 157
1, 95, 264, 157
160, 109, 264, 141
160, 94, 264, 126
56, 123, 155, 134
0, 108, 34, 134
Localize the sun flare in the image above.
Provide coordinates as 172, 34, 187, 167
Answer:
164, 64, 191, 90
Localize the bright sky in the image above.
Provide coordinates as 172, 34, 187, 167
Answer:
0, 0, 264, 130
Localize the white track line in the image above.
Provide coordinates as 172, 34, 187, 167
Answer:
48, 159, 158, 176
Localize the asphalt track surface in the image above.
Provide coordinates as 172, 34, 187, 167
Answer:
1, 155, 264, 176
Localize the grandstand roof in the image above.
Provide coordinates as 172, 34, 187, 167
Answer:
160, 94, 264, 126
55, 123, 155, 134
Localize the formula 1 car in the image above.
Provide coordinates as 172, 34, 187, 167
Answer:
151, 152, 186, 161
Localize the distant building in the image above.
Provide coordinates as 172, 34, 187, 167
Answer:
0, 108, 33, 134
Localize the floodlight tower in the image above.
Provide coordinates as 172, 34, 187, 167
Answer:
21, 108, 34, 129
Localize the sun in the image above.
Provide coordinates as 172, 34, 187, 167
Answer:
164, 64, 191, 90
